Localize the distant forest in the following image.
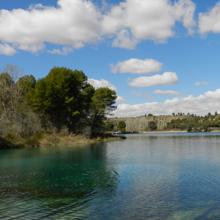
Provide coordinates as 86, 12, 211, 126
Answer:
110, 113, 220, 133
0, 66, 117, 147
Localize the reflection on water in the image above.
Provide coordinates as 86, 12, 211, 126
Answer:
0, 144, 118, 219
1, 133, 220, 219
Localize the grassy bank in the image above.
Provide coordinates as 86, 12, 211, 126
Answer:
38, 134, 124, 148
0, 133, 125, 149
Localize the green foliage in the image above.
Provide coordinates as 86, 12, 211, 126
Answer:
0, 73, 14, 115
117, 121, 126, 132
0, 66, 117, 146
16, 75, 36, 98
89, 88, 117, 137
0, 72, 41, 140
0, 73, 14, 86
148, 121, 157, 131
167, 114, 220, 132
29, 67, 94, 132
91, 88, 117, 113
105, 121, 114, 132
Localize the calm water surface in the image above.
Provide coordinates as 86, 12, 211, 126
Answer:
1, 133, 220, 219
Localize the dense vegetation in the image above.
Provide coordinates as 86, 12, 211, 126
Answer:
0, 67, 117, 148
117, 121, 126, 133
167, 113, 220, 132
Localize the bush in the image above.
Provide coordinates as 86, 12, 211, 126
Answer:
148, 121, 157, 131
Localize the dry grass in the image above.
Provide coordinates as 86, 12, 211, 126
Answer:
0, 132, 124, 149
38, 133, 121, 148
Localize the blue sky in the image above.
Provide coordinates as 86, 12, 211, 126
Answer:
1, 0, 220, 116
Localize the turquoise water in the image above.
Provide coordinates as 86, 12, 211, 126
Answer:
1, 133, 220, 219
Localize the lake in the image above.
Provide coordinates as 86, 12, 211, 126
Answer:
1, 133, 220, 219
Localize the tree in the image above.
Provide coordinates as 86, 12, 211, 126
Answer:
29, 67, 117, 136
89, 87, 117, 137
105, 121, 114, 132
2, 64, 23, 81
117, 121, 126, 133
0, 66, 118, 145
0, 72, 41, 139
30, 67, 93, 132
148, 121, 157, 131
0, 73, 14, 117
16, 75, 36, 99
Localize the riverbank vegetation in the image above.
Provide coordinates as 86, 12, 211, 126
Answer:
0, 67, 117, 148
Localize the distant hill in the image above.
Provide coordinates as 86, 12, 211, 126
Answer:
110, 113, 220, 133
110, 115, 187, 132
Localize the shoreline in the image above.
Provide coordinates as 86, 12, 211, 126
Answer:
121, 130, 220, 134
38, 134, 125, 148
0, 134, 125, 149
2, 130, 220, 149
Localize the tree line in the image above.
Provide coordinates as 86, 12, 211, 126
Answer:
0, 67, 117, 147
167, 113, 220, 132
110, 113, 220, 133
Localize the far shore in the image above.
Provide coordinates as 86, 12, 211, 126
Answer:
119, 130, 220, 134
146, 130, 220, 133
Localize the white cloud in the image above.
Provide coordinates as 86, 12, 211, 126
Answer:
199, 3, 220, 34
0, 0, 102, 53
103, 0, 196, 48
112, 30, 138, 49
116, 96, 126, 104
88, 78, 117, 91
154, 89, 180, 96
175, 0, 196, 34
0, 43, 16, 56
114, 89, 220, 117
0, 0, 196, 54
194, 81, 208, 87
48, 47, 74, 55
112, 58, 162, 74
129, 72, 178, 87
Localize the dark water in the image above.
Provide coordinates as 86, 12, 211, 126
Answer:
1, 133, 220, 219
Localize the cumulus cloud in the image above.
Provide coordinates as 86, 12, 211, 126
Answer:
48, 47, 74, 55
114, 89, 220, 117
0, 43, 16, 56
153, 89, 180, 96
0, 0, 196, 54
199, 3, 220, 34
112, 58, 162, 74
129, 72, 178, 87
0, 0, 102, 54
88, 78, 117, 91
116, 96, 126, 104
103, 0, 196, 48
175, 0, 196, 34
194, 81, 208, 87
